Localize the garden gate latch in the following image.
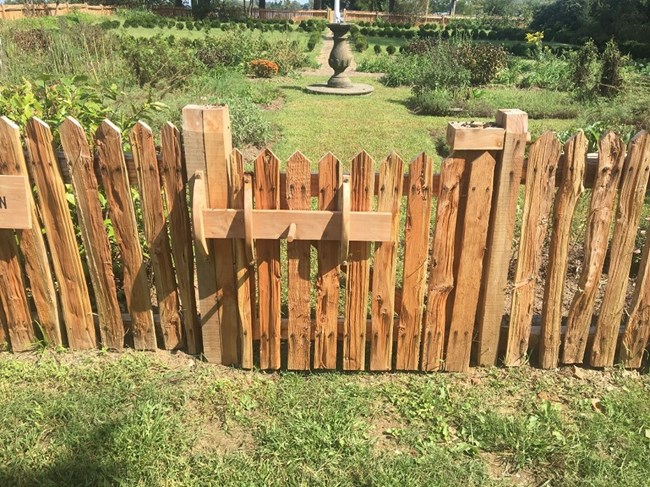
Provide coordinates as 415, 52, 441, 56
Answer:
0, 175, 32, 230
191, 171, 392, 265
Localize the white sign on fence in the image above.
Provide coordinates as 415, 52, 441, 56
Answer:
0, 175, 31, 229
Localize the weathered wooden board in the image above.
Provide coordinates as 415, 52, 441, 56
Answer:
0, 175, 30, 229
447, 123, 505, 151
476, 109, 528, 366
96, 120, 156, 350
314, 153, 341, 369
445, 150, 496, 372
396, 153, 434, 370
160, 122, 201, 355
343, 151, 374, 370
0, 117, 60, 346
370, 153, 404, 371
255, 149, 282, 369
591, 131, 650, 367
421, 155, 465, 371
229, 149, 254, 369
539, 132, 587, 368
25, 118, 96, 350
131, 121, 183, 350
562, 133, 625, 364
182, 106, 222, 363
285, 151, 312, 370
60, 117, 124, 350
505, 133, 560, 366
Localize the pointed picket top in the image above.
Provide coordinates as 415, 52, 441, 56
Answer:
0, 115, 19, 132
96, 118, 122, 139
287, 150, 311, 165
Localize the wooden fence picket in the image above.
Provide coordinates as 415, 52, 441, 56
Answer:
446, 150, 496, 372
591, 131, 650, 367
396, 153, 434, 370
130, 121, 183, 350
421, 155, 465, 371
25, 118, 96, 349
314, 153, 341, 369
476, 109, 528, 366
505, 133, 560, 366
0, 299, 7, 348
0, 116, 60, 347
229, 149, 255, 369
370, 152, 404, 371
539, 132, 587, 368
255, 149, 282, 369
95, 120, 157, 350
343, 151, 374, 371
285, 151, 312, 370
160, 122, 201, 355
562, 133, 625, 364
60, 117, 124, 350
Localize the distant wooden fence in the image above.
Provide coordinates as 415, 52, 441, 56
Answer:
251, 8, 451, 25
1, 107, 649, 371
0, 3, 116, 20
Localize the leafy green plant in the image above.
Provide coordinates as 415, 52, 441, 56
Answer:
600, 39, 625, 97
571, 39, 599, 97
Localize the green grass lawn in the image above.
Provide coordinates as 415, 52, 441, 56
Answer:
262, 75, 577, 167
1, 351, 649, 486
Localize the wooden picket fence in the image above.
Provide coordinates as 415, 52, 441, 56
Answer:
1, 106, 649, 372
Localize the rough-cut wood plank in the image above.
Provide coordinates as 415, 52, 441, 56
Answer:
0, 229, 34, 351
504, 133, 561, 366
60, 117, 123, 350
25, 117, 96, 350
343, 151, 375, 370
130, 121, 183, 350
539, 132, 587, 368
447, 123, 505, 151
370, 153, 404, 371
202, 209, 391, 241
591, 131, 650, 367
421, 155, 465, 371
0, 298, 7, 348
229, 149, 254, 369
202, 107, 239, 365
95, 120, 156, 350
445, 151, 496, 372
476, 110, 528, 366
160, 122, 201, 355
0, 117, 60, 346
255, 149, 282, 369
182, 106, 221, 363
285, 151, 312, 370
314, 153, 341, 369
0, 175, 30, 229
620, 203, 650, 368
561, 133, 625, 365
396, 153, 434, 370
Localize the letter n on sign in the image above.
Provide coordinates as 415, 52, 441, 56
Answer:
0, 175, 31, 229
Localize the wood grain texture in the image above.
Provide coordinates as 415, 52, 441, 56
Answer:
370, 153, 404, 371
0, 296, 7, 348
396, 153, 434, 370
421, 155, 465, 371
591, 131, 650, 367
476, 110, 528, 366
505, 133, 560, 366
445, 150, 496, 372
285, 151, 312, 370
343, 151, 374, 370
447, 123, 505, 151
620, 187, 650, 367
561, 133, 625, 364
160, 122, 201, 355
182, 106, 221, 363
0, 116, 60, 346
538, 132, 587, 368
202, 107, 239, 365
229, 149, 254, 369
60, 117, 123, 350
130, 121, 183, 350
25, 117, 96, 350
314, 153, 341, 369
0, 175, 30, 229
255, 149, 282, 369
95, 120, 156, 350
